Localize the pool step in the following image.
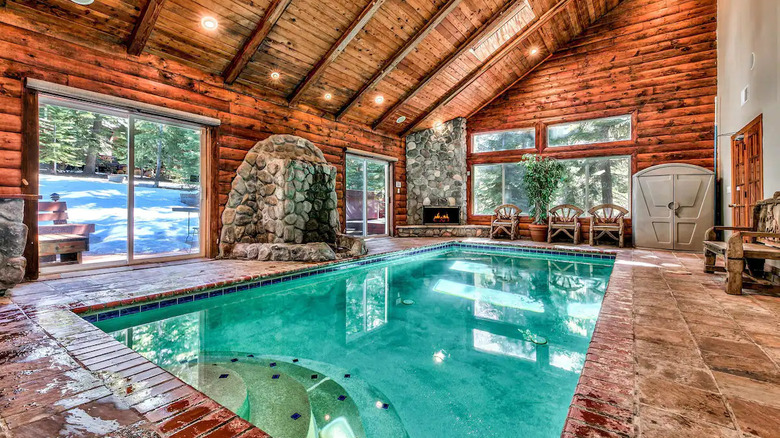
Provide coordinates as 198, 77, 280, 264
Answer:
177, 363, 250, 419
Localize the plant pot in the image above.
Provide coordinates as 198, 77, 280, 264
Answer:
528, 223, 548, 242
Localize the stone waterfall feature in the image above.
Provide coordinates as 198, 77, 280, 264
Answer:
220, 135, 366, 262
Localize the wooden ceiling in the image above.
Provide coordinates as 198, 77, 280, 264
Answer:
2, 0, 622, 136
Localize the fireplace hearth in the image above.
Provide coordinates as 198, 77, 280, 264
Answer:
423, 206, 461, 225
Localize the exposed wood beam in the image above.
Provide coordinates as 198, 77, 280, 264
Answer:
288, 0, 387, 106
127, 0, 167, 56
335, 0, 464, 121
465, 53, 552, 119
223, 0, 293, 84
403, 0, 574, 136
372, 0, 523, 130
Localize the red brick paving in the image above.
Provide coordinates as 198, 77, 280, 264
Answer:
1, 238, 779, 437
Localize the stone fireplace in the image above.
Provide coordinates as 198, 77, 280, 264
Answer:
405, 117, 467, 225
398, 118, 489, 238
220, 135, 366, 262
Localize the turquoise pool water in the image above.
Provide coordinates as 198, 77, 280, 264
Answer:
95, 247, 613, 438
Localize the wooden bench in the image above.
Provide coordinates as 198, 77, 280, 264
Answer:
704, 195, 780, 295
38, 201, 96, 265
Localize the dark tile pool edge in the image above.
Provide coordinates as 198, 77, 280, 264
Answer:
75, 241, 617, 322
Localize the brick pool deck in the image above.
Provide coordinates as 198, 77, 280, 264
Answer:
1, 237, 779, 437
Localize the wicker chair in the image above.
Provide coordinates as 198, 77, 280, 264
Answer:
490, 204, 521, 240
588, 204, 629, 247
548, 204, 584, 244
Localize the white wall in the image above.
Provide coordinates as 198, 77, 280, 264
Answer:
717, 0, 780, 226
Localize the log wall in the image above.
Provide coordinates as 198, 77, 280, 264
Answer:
0, 19, 407, 251
467, 0, 717, 228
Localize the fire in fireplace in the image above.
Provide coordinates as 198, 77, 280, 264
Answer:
423, 206, 460, 225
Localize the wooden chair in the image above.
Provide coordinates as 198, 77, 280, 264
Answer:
548, 204, 584, 244
588, 204, 628, 247
490, 204, 521, 240
703, 195, 780, 295
38, 201, 96, 265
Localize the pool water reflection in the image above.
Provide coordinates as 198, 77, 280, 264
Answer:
97, 249, 613, 438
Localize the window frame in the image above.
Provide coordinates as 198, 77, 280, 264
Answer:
466, 111, 638, 221
471, 126, 538, 155
36, 94, 212, 275
546, 114, 634, 149
469, 155, 632, 219
552, 155, 633, 215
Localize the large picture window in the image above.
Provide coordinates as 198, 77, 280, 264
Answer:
553, 156, 631, 212
473, 128, 535, 153
472, 156, 631, 215
472, 163, 529, 215
547, 114, 632, 147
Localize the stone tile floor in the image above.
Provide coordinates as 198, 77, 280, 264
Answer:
0, 237, 778, 437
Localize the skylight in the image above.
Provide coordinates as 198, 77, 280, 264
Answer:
471, 1, 536, 62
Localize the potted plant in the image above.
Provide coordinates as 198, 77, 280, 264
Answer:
520, 155, 566, 242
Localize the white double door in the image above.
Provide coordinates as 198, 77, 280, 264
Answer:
633, 164, 714, 251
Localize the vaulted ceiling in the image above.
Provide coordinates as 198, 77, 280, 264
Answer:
1, 0, 622, 136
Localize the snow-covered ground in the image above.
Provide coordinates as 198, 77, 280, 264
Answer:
40, 174, 200, 258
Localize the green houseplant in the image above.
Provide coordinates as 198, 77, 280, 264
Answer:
520, 155, 567, 242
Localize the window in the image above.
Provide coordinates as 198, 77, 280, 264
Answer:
547, 114, 632, 147
471, 1, 535, 62
472, 163, 529, 215
554, 156, 631, 212
473, 128, 535, 153
472, 156, 631, 215
38, 95, 204, 271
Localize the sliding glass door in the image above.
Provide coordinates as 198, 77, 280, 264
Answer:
131, 118, 202, 260
37, 96, 203, 272
345, 155, 389, 237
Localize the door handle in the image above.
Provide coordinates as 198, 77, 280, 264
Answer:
667, 201, 681, 217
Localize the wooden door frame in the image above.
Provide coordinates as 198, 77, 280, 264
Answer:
21, 85, 40, 280
730, 114, 763, 227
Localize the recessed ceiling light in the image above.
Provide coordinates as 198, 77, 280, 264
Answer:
201, 16, 219, 31
71, 0, 94, 4
324, 93, 332, 100
270, 72, 280, 80
530, 47, 539, 55
396, 116, 406, 124
375, 95, 384, 104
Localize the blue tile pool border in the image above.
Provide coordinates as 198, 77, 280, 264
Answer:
79, 241, 616, 323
